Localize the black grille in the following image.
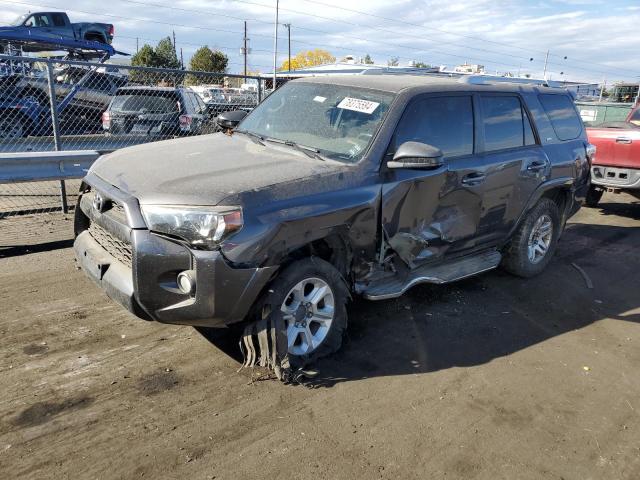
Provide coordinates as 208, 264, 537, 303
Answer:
88, 222, 133, 269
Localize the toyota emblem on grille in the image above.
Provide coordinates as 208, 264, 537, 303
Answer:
93, 192, 105, 212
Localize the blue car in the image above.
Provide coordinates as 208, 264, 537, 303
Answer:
0, 96, 43, 139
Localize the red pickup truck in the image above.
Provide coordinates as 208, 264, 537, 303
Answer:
585, 105, 640, 206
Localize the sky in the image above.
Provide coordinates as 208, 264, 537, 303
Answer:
1, 0, 639, 84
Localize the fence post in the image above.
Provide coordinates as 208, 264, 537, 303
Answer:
257, 78, 263, 103
45, 60, 68, 214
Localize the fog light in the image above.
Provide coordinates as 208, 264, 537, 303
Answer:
177, 270, 196, 295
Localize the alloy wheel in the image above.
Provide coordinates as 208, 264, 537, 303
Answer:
527, 214, 553, 264
280, 277, 335, 356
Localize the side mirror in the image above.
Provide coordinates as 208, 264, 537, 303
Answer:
387, 141, 445, 169
217, 110, 248, 130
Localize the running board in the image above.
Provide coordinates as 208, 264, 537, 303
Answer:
360, 250, 502, 301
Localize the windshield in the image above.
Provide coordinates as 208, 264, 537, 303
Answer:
110, 93, 179, 113
10, 14, 29, 26
238, 82, 395, 162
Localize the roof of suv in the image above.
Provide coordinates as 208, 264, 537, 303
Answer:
116, 86, 188, 93
295, 74, 568, 96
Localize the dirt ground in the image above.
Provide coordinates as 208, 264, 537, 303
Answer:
1, 193, 639, 480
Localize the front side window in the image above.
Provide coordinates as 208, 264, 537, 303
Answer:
393, 96, 474, 158
480, 96, 536, 151
630, 108, 640, 125
32, 15, 51, 27
238, 82, 395, 163
539, 94, 582, 141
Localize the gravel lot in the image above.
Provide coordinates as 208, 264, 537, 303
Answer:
1, 194, 639, 480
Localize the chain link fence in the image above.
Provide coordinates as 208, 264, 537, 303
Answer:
0, 54, 268, 250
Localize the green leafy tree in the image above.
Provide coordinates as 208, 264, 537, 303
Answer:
363, 54, 374, 65
187, 46, 228, 85
414, 61, 431, 68
129, 44, 159, 83
155, 36, 180, 69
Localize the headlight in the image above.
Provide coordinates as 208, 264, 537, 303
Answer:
141, 205, 243, 249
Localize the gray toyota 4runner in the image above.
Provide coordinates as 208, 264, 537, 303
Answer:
74, 76, 591, 373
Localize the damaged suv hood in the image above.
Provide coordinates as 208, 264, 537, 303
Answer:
90, 133, 345, 206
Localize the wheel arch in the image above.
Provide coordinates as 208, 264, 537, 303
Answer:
508, 177, 574, 240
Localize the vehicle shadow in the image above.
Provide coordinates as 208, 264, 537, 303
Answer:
590, 197, 640, 221
306, 221, 640, 387
196, 222, 640, 387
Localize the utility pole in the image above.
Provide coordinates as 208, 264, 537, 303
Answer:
180, 48, 184, 70
136, 37, 139, 53
283, 23, 291, 72
172, 30, 176, 51
242, 20, 249, 81
599, 77, 606, 102
542, 49, 549, 79
272, 0, 279, 91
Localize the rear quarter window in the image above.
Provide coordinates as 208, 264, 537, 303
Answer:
538, 94, 582, 141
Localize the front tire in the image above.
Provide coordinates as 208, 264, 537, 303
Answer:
258, 257, 349, 366
585, 185, 604, 208
501, 198, 561, 278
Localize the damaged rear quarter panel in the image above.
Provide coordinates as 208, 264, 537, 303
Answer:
219, 168, 382, 279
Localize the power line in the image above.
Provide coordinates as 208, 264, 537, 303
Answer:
1, 0, 632, 79
227, 0, 640, 78
292, 0, 640, 77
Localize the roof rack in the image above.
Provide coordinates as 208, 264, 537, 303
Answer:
458, 75, 553, 87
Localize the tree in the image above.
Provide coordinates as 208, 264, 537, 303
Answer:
387, 56, 400, 67
363, 54, 374, 65
131, 44, 159, 68
187, 46, 228, 85
130, 44, 159, 83
280, 49, 335, 71
155, 36, 180, 69
414, 61, 431, 69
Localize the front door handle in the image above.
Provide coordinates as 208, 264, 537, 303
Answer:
527, 160, 547, 172
616, 137, 633, 144
461, 172, 486, 186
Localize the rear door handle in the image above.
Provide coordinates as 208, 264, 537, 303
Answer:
526, 160, 547, 172
616, 137, 633, 144
461, 172, 486, 186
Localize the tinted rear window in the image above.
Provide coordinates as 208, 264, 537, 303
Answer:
52, 13, 66, 26
394, 96, 474, 158
111, 93, 179, 113
480, 96, 536, 151
539, 94, 582, 141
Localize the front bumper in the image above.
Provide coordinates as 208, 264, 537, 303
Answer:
74, 175, 277, 328
591, 165, 640, 190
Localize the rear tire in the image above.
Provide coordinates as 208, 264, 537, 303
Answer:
257, 257, 349, 366
501, 198, 561, 278
585, 185, 604, 208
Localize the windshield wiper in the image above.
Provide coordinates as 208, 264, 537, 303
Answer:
235, 129, 265, 145
264, 137, 325, 161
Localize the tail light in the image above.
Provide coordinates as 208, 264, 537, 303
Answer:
179, 114, 193, 132
102, 111, 111, 130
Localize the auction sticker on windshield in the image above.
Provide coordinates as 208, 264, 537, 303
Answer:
337, 97, 380, 114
